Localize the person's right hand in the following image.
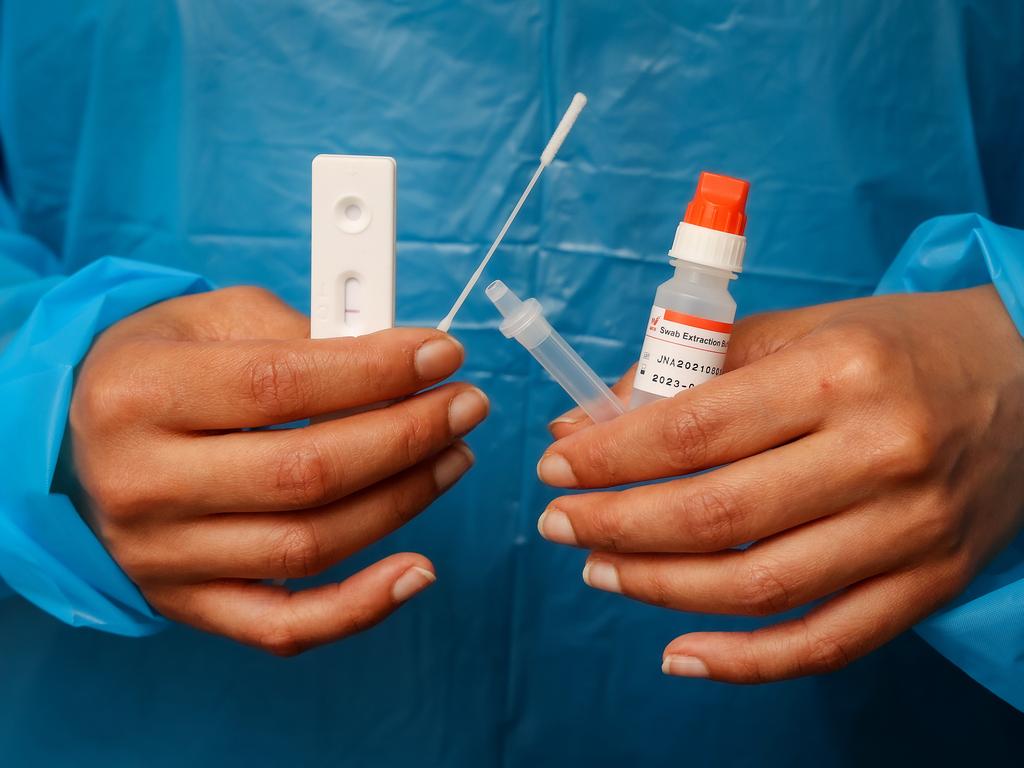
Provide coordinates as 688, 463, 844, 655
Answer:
69, 286, 488, 655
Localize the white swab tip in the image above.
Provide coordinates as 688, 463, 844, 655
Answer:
568, 92, 588, 114
540, 91, 588, 166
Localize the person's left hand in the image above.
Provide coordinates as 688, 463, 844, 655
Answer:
536, 286, 1024, 682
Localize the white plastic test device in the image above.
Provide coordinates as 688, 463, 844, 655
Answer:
311, 154, 397, 339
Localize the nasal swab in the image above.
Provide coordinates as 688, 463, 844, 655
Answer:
437, 92, 588, 333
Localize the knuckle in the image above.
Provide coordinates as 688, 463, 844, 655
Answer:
737, 560, 793, 616
881, 418, 938, 480
222, 285, 277, 305
340, 608, 374, 639
379, 479, 425, 530
357, 344, 393, 387
642, 570, 675, 608
916, 516, 958, 558
682, 484, 739, 551
933, 556, 974, 605
273, 519, 324, 579
72, 370, 143, 431
806, 631, 854, 674
88, 472, 143, 523
69, 372, 107, 430
391, 408, 437, 464
743, 662, 771, 686
556, 429, 617, 486
113, 543, 163, 583
735, 643, 773, 684
910, 494, 965, 556
246, 350, 314, 418
729, 314, 779, 365
576, 437, 616, 484
661, 402, 715, 470
826, 326, 889, 393
274, 440, 332, 507
586, 499, 629, 552
256, 619, 305, 658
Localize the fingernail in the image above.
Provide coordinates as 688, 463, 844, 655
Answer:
415, 337, 463, 380
582, 559, 621, 593
433, 444, 474, 490
448, 388, 489, 436
661, 655, 710, 678
391, 566, 437, 603
537, 508, 577, 545
537, 453, 577, 487
548, 407, 584, 430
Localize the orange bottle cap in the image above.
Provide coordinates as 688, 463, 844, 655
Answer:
683, 172, 750, 236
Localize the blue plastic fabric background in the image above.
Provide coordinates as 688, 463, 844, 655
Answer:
1, 1, 1023, 766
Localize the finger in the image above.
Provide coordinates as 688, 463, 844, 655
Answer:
659, 560, 965, 683
549, 302, 836, 439
577, 494, 938, 615
548, 365, 635, 440
170, 383, 487, 514
548, 299, 858, 441
140, 444, 473, 582
538, 431, 871, 552
135, 327, 465, 429
537, 342, 829, 489
150, 553, 437, 656
548, 302, 835, 440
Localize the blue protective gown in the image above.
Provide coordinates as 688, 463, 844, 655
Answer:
2, 1, 1024, 765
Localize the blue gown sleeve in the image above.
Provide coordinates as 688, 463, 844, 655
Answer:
876, 213, 1024, 711
0, 186, 210, 636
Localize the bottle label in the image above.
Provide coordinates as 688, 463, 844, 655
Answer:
632, 305, 731, 398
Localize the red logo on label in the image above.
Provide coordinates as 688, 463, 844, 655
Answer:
649, 314, 660, 330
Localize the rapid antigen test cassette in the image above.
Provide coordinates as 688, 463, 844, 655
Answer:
311, 154, 397, 339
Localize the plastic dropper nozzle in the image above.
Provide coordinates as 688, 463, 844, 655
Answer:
487, 279, 524, 318
486, 280, 624, 424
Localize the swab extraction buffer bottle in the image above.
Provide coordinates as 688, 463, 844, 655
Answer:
630, 172, 750, 408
